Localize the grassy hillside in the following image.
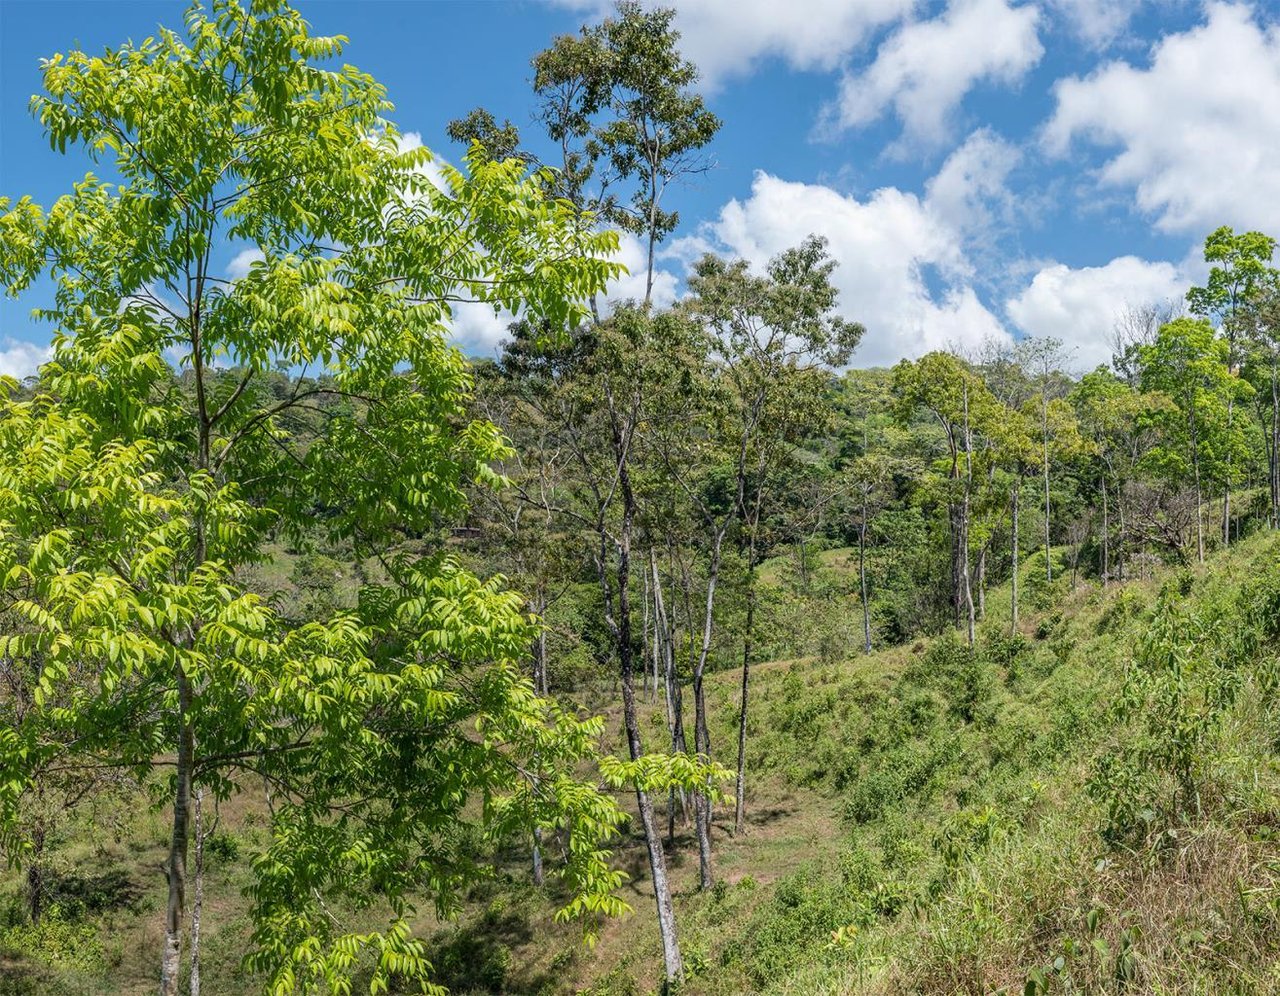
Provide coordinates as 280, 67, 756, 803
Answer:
5, 535, 1280, 995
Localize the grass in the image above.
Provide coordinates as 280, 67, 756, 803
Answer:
5, 533, 1280, 994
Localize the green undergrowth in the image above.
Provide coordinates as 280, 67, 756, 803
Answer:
4, 535, 1280, 995
583, 532, 1280, 995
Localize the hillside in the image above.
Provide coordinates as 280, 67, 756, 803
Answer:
7, 534, 1279, 995
551, 531, 1280, 994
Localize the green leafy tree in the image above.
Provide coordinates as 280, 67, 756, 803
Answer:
893, 353, 1002, 646
532, 1, 720, 304
1140, 318, 1252, 563
0, 3, 629, 992
677, 235, 861, 858
1072, 369, 1152, 583
1187, 226, 1277, 542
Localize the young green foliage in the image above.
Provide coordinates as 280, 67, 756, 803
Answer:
0, 2, 627, 992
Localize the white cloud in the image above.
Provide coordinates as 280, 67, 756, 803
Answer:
924, 128, 1022, 240
551, 0, 915, 87
824, 0, 1043, 149
603, 232, 679, 311
0, 339, 51, 379
1048, 0, 1143, 47
226, 247, 264, 280
1005, 255, 1185, 370
684, 170, 1010, 367
448, 301, 515, 353
1044, 3, 1280, 234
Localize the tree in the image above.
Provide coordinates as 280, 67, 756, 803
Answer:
1072, 368, 1154, 583
894, 353, 1001, 646
0, 3, 629, 992
531, 2, 720, 304
681, 236, 861, 847
1241, 275, 1280, 527
1016, 337, 1078, 584
1140, 318, 1251, 563
1187, 226, 1276, 543
845, 452, 894, 654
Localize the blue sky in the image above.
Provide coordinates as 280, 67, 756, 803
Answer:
2, 0, 1277, 373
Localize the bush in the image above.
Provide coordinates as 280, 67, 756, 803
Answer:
982, 631, 1031, 684
0, 906, 104, 975
738, 870, 866, 987
1087, 595, 1238, 845
902, 635, 996, 724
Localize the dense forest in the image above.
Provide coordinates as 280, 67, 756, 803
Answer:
2, 2, 1280, 995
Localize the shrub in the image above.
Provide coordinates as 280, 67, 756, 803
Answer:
1087, 595, 1238, 845
0, 905, 104, 975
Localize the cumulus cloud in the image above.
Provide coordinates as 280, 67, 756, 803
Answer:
1047, 0, 1143, 47
551, 0, 914, 87
924, 128, 1023, 241
226, 247, 264, 280
682, 170, 1011, 367
824, 0, 1043, 150
0, 339, 51, 379
1005, 255, 1185, 370
1044, 3, 1280, 234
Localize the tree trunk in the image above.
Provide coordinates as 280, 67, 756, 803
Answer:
617, 494, 683, 988
190, 788, 205, 996
160, 671, 194, 996
641, 569, 651, 699
962, 384, 976, 647
1042, 397, 1053, 584
1192, 410, 1205, 564
1011, 480, 1019, 635
652, 554, 689, 837
733, 572, 754, 836
858, 511, 872, 655
532, 584, 548, 696
1271, 362, 1279, 528
596, 384, 683, 991
691, 530, 726, 892
26, 820, 45, 926
1101, 473, 1109, 584
1223, 389, 1235, 546
949, 500, 964, 627
532, 826, 544, 887
976, 542, 987, 621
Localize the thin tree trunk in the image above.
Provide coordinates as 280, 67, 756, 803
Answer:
1271, 363, 1279, 528
532, 584, 548, 696
858, 511, 872, 655
734, 466, 767, 838
976, 542, 987, 620
617, 503, 683, 987
691, 530, 726, 892
1011, 479, 1019, 635
532, 826, 544, 887
653, 553, 688, 836
1223, 387, 1235, 546
733, 571, 754, 836
1192, 410, 1205, 564
26, 819, 45, 926
641, 569, 651, 699
190, 788, 205, 996
962, 383, 976, 647
1117, 483, 1127, 582
1042, 396, 1053, 584
596, 385, 682, 991
161, 671, 194, 996
1101, 473, 1110, 585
